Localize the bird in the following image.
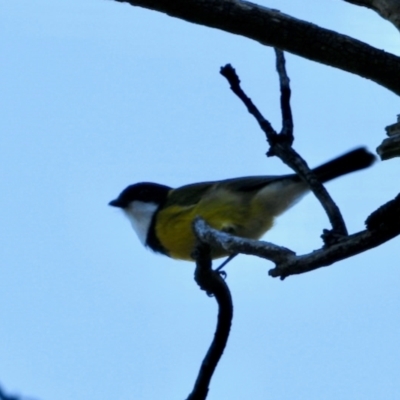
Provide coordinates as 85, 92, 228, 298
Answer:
109, 148, 375, 262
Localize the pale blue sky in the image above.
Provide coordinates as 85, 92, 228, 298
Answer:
1, 1, 400, 399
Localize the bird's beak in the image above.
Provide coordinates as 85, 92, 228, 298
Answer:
108, 199, 123, 208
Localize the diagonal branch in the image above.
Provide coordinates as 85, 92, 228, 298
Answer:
220, 61, 348, 237
114, 0, 400, 95
271, 192, 400, 277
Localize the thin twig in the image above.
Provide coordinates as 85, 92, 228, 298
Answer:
275, 49, 293, 140
270, 193, 400, 277
220, 64, 277, 139
273, 51, 348, 235
272, 146, 349, 238
220, 59, 348, 237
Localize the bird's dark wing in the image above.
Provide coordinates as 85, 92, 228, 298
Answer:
166, 175, 298, 207
215, 175, 297, 192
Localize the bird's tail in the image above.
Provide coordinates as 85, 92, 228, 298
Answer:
312, 147, 376, 183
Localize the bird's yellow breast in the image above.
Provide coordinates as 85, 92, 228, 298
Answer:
154, 189, 275, 260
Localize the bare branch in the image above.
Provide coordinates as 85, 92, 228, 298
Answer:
220, 62, 348, 236
271, 193, 400, 277
193, 217, 295, 264
192, 193, 400, 280
275, 49, 293, 140
344, 0, 400, 31
187, 240, 233, 400
114, 0, 400, 95
220, 64, 277, 141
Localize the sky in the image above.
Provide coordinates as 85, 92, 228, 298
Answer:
1, 0, 400, 399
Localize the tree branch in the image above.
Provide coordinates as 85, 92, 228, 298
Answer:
193, 217, 295, 263
187, 241, 233, 400
275, 49, 293, 140
114, 0, 400, 95
344, 0, 400, 31
193, 192, 400, 279
220, 61, 348, 237
195, 53, 400, 279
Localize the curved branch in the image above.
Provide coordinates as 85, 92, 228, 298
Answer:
114, 0, 400, 95
187, 241, 233, 400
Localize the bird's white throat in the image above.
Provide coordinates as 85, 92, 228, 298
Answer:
123, 200, 159, 245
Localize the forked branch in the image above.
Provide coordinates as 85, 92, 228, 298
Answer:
220, 54, 348, 237
193, 53, 400, 279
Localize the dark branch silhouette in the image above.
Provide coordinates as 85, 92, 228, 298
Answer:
186, 50, 392, 397
6, 2, 400, 400
220, 56, 348, 237
192, 52, 400, 280
114, 0, 400, 95
193, 194, 400, 279
186, 239, 233, 400
275, 49, 293, 140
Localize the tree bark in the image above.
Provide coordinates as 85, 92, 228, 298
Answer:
115, 0, 400, 95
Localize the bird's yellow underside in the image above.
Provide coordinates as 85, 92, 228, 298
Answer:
155, 189, 276, 260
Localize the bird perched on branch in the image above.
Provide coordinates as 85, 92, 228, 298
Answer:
109, 148, 375, 262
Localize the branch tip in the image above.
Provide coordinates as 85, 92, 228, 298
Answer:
220, 64, 240, 86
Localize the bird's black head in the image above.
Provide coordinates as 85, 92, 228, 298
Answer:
109, 182, 171, 209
